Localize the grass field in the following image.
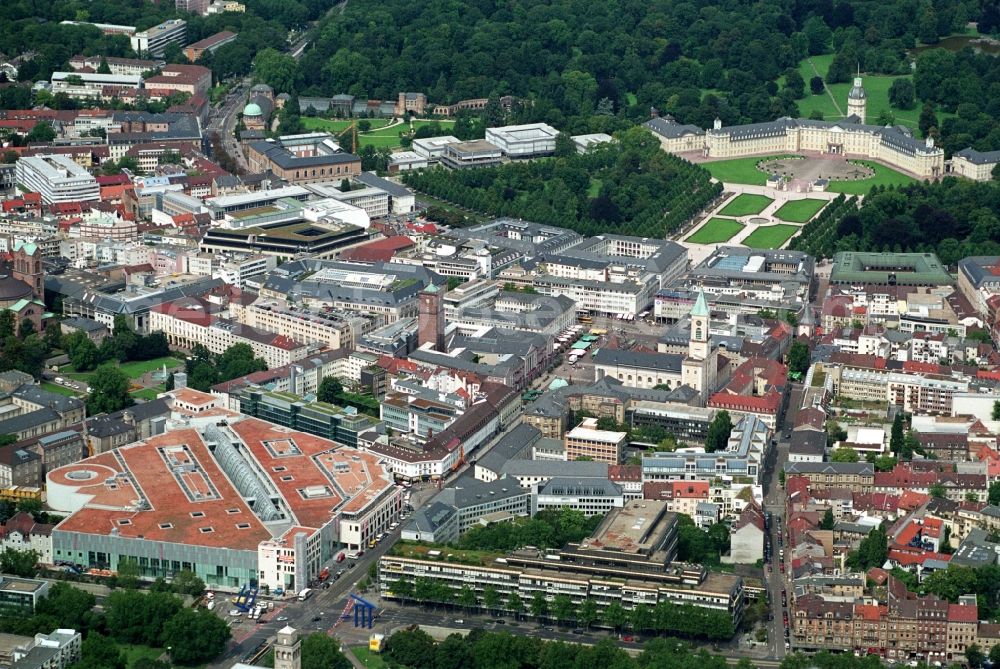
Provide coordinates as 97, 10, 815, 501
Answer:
587, 178, 603, 197
718, 193, 773, 216
827, 160, 916, 194
686, 218, 745, 244
773, 198, 827, 223
119, 357, 183, 380
299, 118, 457, 149
704, 156, 801, 185
40, 382, 82, 397
122, 644, 164, 669
130, 388, 162, 401
794, 54, 953, 130
352, 647, 389, 668
60, 356, 183, 383
300, 118, 393, 133
360, 119, 458, 149
743, 224, 800, 249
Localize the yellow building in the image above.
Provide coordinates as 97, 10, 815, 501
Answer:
645, 78, 945, 180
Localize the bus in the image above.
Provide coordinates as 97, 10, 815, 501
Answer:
577, 314, 593, 324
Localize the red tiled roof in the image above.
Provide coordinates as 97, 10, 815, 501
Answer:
903, 360, 944, 375
607, 465, 641, 482
949, 603, 978, 623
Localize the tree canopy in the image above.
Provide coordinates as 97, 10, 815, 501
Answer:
404, 128, 720, 238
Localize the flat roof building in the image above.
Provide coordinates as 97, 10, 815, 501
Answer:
15, 155, 99, 205
485, 123, 559, 157
411, 135, 460, 160
564, 417, 628, 465
831, 252, 953, 286
47, 395, 401, 592
440, 140, 502, 169
183, 30, 238, 61
130, 19, 187, 57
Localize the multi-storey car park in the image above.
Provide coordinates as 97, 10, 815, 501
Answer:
46, 389, 401, 592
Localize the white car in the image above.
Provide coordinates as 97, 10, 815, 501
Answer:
228, 609, 242, 617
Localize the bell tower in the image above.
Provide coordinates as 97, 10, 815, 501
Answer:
11, 241, 42, 301
688, 289, 710, 360
682, 289, 717, 399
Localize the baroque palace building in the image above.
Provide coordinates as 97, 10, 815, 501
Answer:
646, 77, 945, 180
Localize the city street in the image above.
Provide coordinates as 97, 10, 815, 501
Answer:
762, 382, 805, 661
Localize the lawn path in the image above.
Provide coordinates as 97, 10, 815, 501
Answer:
808, 58, 844, 117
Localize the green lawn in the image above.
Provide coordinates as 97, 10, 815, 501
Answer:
743, 224, 800, 249
827, 160, 916, 194
773, 198, 827, 223
359, 119, 457, 149
352, 646, 389, 668
703, 155, 802, 185
300, 117, 393, 133
130, 388, 162, 401
794, 55, 953, 130
304, 118, 459, 150
119, 357, 183, 380
122, 644, 164, 669
686, 218, 745, 244
718, 193, 773, 216
40, 381, 82, 397
587, 178, 603, 197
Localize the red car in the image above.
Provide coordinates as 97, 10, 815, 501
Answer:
622, 635, 635, 643
779, 564, 785, 573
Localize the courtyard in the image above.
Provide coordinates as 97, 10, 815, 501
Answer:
703, 154, 915, 194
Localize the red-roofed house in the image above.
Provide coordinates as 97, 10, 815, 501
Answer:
708, 357, 788, 428
643, 480, 709, 518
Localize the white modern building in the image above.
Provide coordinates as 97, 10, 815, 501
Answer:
15, 155, 100, 205
411, 135, 460, 160
50, 72, 142, 99
130, 19, 187, 57
485, 123, 559, 157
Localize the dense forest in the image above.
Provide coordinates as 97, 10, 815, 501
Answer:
792, 178, 1000, 263
402, 127, 721, 237
291, 0, 982, 135
915, 48, 1000, 153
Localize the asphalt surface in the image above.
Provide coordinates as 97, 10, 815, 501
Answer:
210, 483, 442, 667
762, 382, 805, 660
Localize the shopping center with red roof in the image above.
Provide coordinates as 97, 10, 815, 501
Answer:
46, 389, 400, 592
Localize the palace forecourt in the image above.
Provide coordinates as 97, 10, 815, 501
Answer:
646, 77, 944, 180
46, 389, 401, 592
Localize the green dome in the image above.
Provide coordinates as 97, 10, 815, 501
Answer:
243, 102, 263, 117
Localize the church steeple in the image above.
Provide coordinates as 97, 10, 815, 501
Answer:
688, 289, 709, 360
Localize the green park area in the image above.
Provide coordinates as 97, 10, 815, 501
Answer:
686, 218, 744, 244
794, 54, 953, 130
300, 117, 457, 150
717, 193, 773, 216
703, 157, 776, 185
827, 160, 916, 194
773, 198, 827, 223
743, 224, 800, 249
60, 356, 182, 383
352, 647, 389, 668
